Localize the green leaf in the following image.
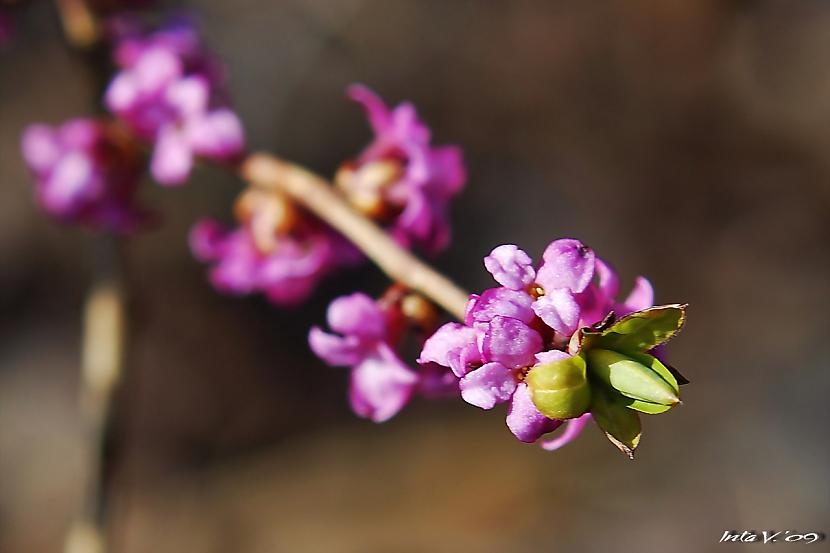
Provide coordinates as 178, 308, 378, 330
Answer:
586, 349, 679, 405
622, 397, 675, 415
526, 355, 591, 420
591, 387, 642, 458
582, 304, 687, 353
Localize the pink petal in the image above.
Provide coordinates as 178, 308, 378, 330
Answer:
465, 287, 535, 325
418, 322, 478, 376
536, 238, 596, 293
621, 276, 654, 313
534, 349, 571, 365
484, 244, 536, 291
532, 289, 581, 336
189, 219, 229, 261
540, 413, 591, 451
459, 362, 517, 409
506, 383, 563, 443
481, 315, 543, 369
594, 258, 620, 300
186, 109, 245, 160
426, 145, 466, 197
308, 327, 364, 367
165, 75, 209, 117
150, 126, 193, 185
326, 292, 386, 340
349, 344, 418, 422
21, 124, 60, 174
347, 83, 392, 135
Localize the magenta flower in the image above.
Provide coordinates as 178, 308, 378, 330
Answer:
335, 85, 466, 254
190, 217, 345, 306
419, 239, 654, 450
309, 292, 456, 422
21, 118, 147, 231
104, 19, 244, 185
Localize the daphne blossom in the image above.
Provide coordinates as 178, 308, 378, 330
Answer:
335, 85, 465, 254
309, 292, 456, 422
419, 239, 655, 451
105, 18, 244, 185
191, 185, 359, 305
21, 118, 146, 231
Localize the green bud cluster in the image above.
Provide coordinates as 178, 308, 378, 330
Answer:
525, 304, 688, 457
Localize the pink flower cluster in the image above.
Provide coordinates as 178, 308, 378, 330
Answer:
309, 292, 456, 422
190, 189, 359, 306
21, 119, 147, 231
105, 18, 245, 185
415, 239, 654, 450
337, 85, 465, 254
191, 85, 467, 306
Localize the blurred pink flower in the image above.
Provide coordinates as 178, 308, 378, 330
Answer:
309, 292, 457, 422
104, 18, 244, 185
21, 118, 147, 231
336, 85, 466, 254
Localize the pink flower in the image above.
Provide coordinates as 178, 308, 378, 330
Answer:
335, 85, 466, 254
21, 119, 147, 231
190, 186, 363, 305
419, 239, 654, 450
309, 292, 456, 422
104, 19, 244, 185
190, 218, 341, 306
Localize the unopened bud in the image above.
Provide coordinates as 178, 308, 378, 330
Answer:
234, 189, 297, 253
586, 349, 679, 406
401, 293, 438, 330
335, 160, 404, 219
526, 355, 591, 420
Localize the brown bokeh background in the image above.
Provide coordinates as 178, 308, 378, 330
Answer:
2, 1, 829, 552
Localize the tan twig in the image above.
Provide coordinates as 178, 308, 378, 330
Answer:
54, 0, 99, 48
242, 153, 470, 320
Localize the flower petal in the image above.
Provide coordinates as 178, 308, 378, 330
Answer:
349, 344, 418, 422
418, 322, 479, 376
506, 383, 563, 442
459, 362, 517, 409
326, 292, 386, 340
347, 83, 392, 136
534, 349, 571, 365
484, 244, 536, 290
594, 258, 620, 300
189, 219, 228, 261
186, 108, 245, 160
150, 125, 193, 185
532, 289, 581, 336
465, 287, 535, 325
481, 315, 543, 369
308, 327, 364, 367
540, 413, 591, 451
621, 276, 654, 313
536, 238, 595, 293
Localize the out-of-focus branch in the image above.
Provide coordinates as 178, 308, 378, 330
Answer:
65, 238, 126, 553
55, 0, 99, 48
242, 153, 470, 320
53, 2, 123, 553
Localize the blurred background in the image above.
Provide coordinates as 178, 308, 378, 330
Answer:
1, 0, 829, 552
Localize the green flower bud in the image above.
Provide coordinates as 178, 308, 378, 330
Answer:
526, 355, 591, 420
586, 349, 679, 406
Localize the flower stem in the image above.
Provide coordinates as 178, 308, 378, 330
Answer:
65, 237, 126, 553
54, 0, 99, 48
242, 153, 470, 320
